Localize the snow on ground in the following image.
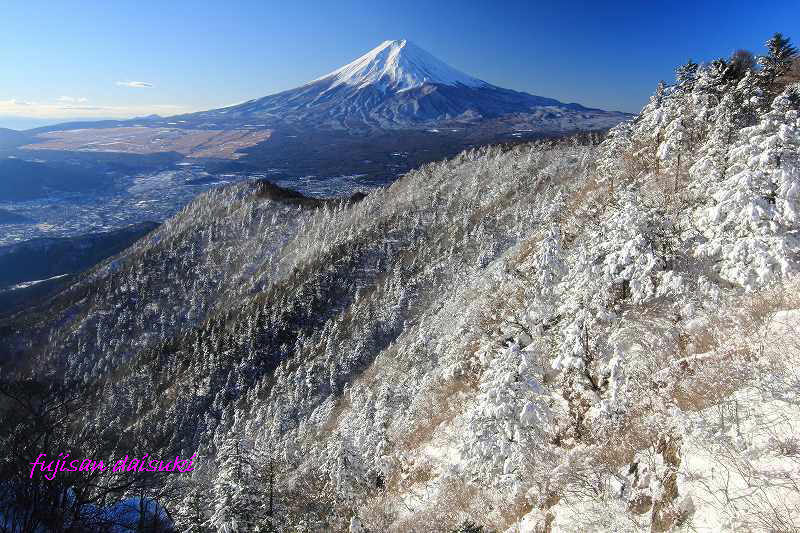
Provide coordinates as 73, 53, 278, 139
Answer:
677, 310, 800, 531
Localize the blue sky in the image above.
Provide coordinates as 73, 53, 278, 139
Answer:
2, 0, 798, 129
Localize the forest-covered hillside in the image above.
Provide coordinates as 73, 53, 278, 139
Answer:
1, 34, 800, 532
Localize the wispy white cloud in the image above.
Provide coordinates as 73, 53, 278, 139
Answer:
57, 96, 89, 103
115, 81, 154, 88
6, 99, 34, 106
0, 98, 187, 119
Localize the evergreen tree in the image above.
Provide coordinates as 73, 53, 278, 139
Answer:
452, 521, 490, 533
675, 59, 699, 91
174, 476, 212, 533
728, 49, 755, 81
758, 32, 799, 96
207, 438, 263, 532
653, 80, 667, 107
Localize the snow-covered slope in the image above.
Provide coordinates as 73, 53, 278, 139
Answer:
180, 39, 629, 130
4, 37, 800, 533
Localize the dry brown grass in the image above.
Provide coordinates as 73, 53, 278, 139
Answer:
319, 393, 351, 435
383, 460, 435, 496
741, 280, 800, 330
668, 348, 750, 412
354, 354, 383, 388
493, 493, 536, 531
394, 375, 477, 453
557, 175, 611, 249
669, 278, 800, 411
592, 411, 656, 470
387, 477, 484, 533
507, 236, 541, 271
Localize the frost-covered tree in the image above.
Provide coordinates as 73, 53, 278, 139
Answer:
695, 86, 800, 289
759, 32, 799, 84
206, 438, 263, 532
675, 59, 699, 91
173, 473, 213, 533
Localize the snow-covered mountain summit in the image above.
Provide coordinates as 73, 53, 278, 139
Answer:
313, 39, 488, 92
180, 39, 629, 130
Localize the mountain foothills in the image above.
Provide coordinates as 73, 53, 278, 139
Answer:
2, 34, 800, 532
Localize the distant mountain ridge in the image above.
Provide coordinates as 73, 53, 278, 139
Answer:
0, 127, 32, 149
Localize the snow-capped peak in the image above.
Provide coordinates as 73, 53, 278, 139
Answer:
315, 39, 489, 92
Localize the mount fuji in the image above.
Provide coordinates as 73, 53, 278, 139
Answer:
178, 39, 629, 130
